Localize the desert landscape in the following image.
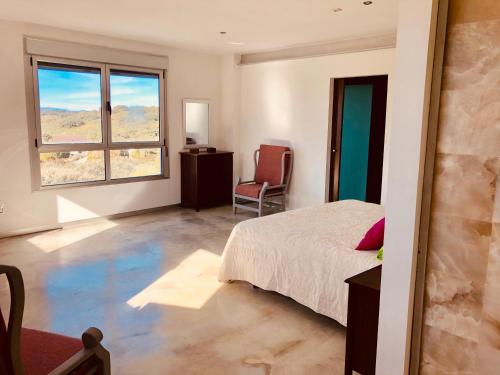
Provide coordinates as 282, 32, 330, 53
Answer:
39, 106, 162, 186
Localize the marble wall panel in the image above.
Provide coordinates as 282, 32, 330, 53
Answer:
449, 0, 500, 24
430, 154, 497, 222
420, 0, 500, 372
437, 19, 500, 157
420, 325, 477, 375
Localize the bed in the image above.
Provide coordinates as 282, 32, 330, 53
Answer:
218, 199, 383, 326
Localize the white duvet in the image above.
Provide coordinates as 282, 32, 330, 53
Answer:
218, 200, 383, 326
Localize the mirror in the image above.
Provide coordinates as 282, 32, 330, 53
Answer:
183, 99, 210, 147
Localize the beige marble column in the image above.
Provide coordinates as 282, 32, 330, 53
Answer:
420, 0, 500, 374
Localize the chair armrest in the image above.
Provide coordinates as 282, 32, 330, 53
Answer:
260, 184, 287, 200
0, 265, 25, 375
238, 180, 256, 185
235, 177, 255, 187
237, 181, 283, 188
266, 184, 286, 190
49, 328, 110, 375
81, 327, 103, 349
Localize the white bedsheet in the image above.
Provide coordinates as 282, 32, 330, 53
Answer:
218, 200, 383, 326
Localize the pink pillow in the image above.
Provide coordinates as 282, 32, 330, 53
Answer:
356, 217, 385, 250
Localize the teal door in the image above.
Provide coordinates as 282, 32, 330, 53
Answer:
330, 76, 388, 204
338, 84, 373, 201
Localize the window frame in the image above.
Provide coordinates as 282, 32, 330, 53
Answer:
29, 55, 169, 190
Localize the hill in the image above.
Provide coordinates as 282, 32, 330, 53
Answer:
40, 106, 160, 143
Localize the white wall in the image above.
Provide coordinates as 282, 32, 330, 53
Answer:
236, 50, 395, 209
218, 55, 242, 178
0, 20, 222, 236
376, 0, 439, 374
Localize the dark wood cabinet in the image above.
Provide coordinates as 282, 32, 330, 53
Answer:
344, 265, 382, 375
180, 151, 233, 211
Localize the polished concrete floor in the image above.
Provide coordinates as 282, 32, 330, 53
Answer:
0, 206, 346, 374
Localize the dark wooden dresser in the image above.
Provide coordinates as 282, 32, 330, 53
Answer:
180, 151, 233, 211
344, 265, 382, 375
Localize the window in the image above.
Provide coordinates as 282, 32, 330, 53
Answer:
109, 70, 160, 143
31, 57, 167, 188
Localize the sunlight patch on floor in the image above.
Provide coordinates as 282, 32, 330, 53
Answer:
127, 249, 222, 310
27, 220, 118, 253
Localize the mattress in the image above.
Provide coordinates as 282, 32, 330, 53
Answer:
218, 200, 384, 326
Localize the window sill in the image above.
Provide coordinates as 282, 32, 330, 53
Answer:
35, 175, 169, 191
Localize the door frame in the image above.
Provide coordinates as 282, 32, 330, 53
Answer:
328, 75, 388, 204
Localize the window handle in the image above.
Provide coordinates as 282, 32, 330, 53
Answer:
106, 101, 112, 115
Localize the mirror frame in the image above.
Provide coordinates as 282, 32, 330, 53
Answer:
182, 98, 210, 148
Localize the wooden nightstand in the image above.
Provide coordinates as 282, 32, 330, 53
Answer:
344, 265, 382, 375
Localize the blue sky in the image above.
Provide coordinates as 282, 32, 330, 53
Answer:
38, 68, 159, 111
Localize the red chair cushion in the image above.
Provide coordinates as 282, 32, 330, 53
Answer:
235, 183, 263, 198
255, 145, 290, 186
0, 307, 10, 375
21, 328, 83, 375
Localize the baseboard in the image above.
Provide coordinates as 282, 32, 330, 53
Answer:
0, 224, 63, 239
0, 204, 181, 239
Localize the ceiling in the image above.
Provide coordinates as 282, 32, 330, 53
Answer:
0, 0, 399, 54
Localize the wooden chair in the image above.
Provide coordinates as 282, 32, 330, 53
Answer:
0, 265, 110, 375
233, 144, 293, 216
